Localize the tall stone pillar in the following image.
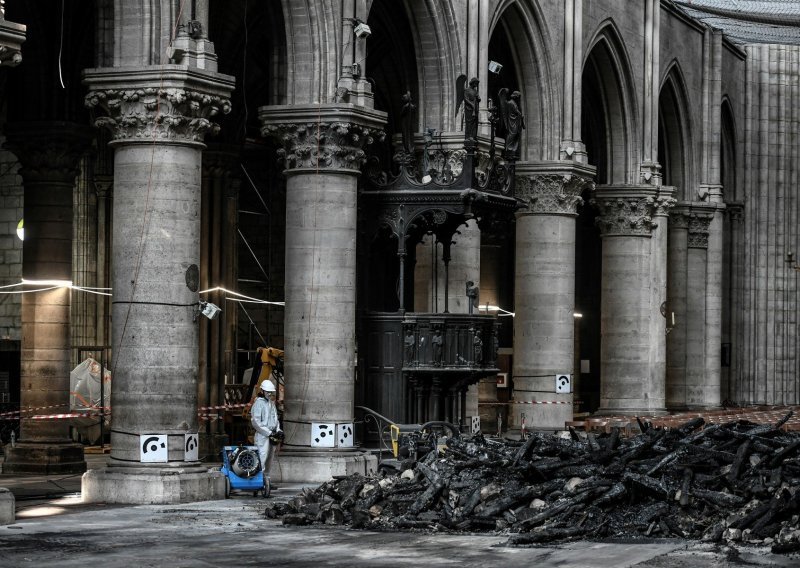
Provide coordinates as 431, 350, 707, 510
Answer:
686, 206, 715, 407
2, 123, 93, 474
648, 189, 675, 412
704, 200, 725, 407
667, 206, 690, 409
512, 166, 592, 430
260, 104, 386, 482
593, 186, 667, 415
81, 67, 234, 503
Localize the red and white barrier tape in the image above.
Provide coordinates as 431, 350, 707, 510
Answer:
482, 400, 574, 405
197, 402, 250, 411
26, 412, 109, 420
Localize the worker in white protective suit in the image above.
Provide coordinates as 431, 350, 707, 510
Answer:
251, 381, 282, 488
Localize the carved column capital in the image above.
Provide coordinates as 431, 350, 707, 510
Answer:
94, 175, 113, 200
0, 14, 25, 67
652, 186, 677, 217
515, 173, 592, 216
671, 202, 716, 248
259, 104, 387, 174
84, 67, 234, 146
591, 186, 664, 237
4, 122, 95, 184
726, 201, 744, 223
687, 213, 713, 249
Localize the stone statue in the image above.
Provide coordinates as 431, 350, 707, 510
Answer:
465, 280, 479, 314
400, 90, 415, 155
404, 327, 416, 364
498, 88, 525, 159
456, 75, 480, 142
431, 329, 443, 366
472, 329, 483, 365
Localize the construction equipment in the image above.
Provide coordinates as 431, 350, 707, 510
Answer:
220, 444, 269, 498
244, 346, 284, 413
357, 406, 460, 473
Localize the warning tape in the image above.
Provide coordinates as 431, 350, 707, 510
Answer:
26, 412, 109, 420
482, 401, 574, 405
197, 402, 250, 411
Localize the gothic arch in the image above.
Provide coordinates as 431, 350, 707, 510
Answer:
401, 0, 462, 132
658, 60, 695, 199
720, 97, 739, 202
280, 0, 340, 104
488, 0, 559, 160
582, 20, 639, 184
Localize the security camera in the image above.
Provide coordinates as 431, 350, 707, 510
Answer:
354, 22, 371, 39
488, 60, 503, 74
199, 300, 221, 320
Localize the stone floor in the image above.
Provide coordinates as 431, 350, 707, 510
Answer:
1, 453, 799, 567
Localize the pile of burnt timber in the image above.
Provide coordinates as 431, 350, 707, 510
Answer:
266, 413, 800, 551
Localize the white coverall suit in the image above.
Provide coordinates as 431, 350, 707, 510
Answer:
250, 395, 280, 482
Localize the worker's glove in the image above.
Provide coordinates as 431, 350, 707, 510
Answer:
269, 430, 285, 444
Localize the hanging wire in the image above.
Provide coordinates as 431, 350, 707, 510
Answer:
239, 303, 267, 347
58, 0, 65, 89
237, 228, 270, 282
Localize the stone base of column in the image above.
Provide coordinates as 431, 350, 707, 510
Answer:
2, 442, 86, 474
0, 488, 14, 525
271, 449, 377, 484
510, 396, 573, 432
199, 433, 229, 463
82, 466, 225, 504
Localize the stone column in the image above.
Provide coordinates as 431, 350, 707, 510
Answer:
667, 205, 690, 409
512, 166, 592, 430
94, 176, 113, 347
81, 67, 234, 504
2, 123, 93, 474
704, 200, 725, 408
198, 148, 239, 455
593, 186, 666, 414
686, 206, 715, 407
260, 104, 386, 483
648, 190, 676, 413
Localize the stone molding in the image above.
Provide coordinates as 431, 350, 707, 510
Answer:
84, 67, 234, 146
94, 176, 113, 200
515, 173, 592, 216
259, 104, 387, 173
4, 122, 95, 184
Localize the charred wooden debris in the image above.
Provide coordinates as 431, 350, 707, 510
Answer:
265, 413, 800, 552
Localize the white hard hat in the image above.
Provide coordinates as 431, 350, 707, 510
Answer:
261, 381, 276, 393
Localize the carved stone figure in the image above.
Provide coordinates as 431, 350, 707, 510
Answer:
498, 88, 525, 159
400, 90, 415, 155
472, 329, 483, 365
466, 280, 479, 315
431, 329, 443, 366
456, 75, 480, 142
404, 327, 416, 364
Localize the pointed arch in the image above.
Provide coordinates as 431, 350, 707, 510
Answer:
720, 97, 738, 202
487, 0, 559, 160
281, 0, 340, 104
582, 20, 639, 184
402, 0, 462, 132
658, 59, 695, 199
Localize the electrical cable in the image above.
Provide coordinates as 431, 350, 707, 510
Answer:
58, 0, 65, 89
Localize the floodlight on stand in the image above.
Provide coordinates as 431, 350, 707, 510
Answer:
199, 300, 221, 320
488, 60, 503, 74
